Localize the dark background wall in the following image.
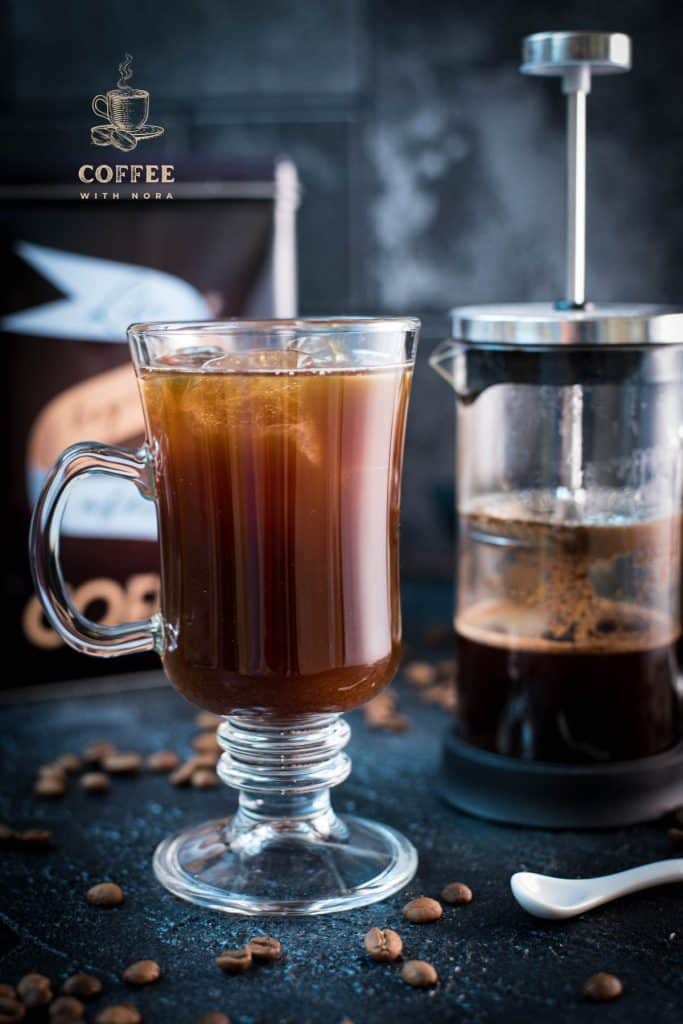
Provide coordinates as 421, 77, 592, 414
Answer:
3, 0, 682, 576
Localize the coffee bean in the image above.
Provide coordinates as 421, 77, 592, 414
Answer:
215, 949, 252, 974
192, 768, 220, 789
671, 805, 683, 827
86, 882, 124, 907
83, 741, 117, 765
0, 824, 15, 845
61, 974, 102, 999
246, 936, 282, 963
441, 881, 473, 905
195, 1014, 231, 1024
403, 661, 436, 686
169, 760, 199, 787
424, 624, 453, 647
17, 974, 52, 1007
195, 712, 222, 730
80, 772, 111, 794
122, 961, 160, 986
38, 762, 68, 779
102, 753, 142, 775
435, 659, 457, 678
16, 829, 53, 849
402, 896, 443, 923
421, 685, 457, 712
146, 751, 180, 773
379, 713, 412, 733
669, 827, 683, 848
364, 691, 396, 720
363, 927, 403, 962
583, 973, 623, 1002
34, 775, 66, 798
49, 995, 85, 1021
0, 995, 25, 1022
0, 987, 16, 1000
95, 1005, 141, 1024
400, 960, 438, 987
57, 754, 82, 774
191, 732, 221, 755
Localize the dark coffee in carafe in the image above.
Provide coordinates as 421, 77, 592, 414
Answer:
455, 491, 681, 763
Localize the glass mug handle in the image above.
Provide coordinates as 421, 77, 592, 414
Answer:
92, 94, 109, 119
29, 441, 163, 657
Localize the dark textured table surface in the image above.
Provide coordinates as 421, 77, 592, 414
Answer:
1, 585, 682, 1024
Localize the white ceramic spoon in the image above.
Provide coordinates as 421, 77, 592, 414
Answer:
511, 858, 683, 920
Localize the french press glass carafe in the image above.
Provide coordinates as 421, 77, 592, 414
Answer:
431, 32, 683, 827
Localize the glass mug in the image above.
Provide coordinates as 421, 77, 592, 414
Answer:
30, 318, 420, 915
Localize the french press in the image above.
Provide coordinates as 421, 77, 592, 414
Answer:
431, 31, 683, 827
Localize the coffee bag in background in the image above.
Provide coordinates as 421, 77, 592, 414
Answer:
2, 160, 298, 688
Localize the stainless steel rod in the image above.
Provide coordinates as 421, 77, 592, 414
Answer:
566, 88, 587, 306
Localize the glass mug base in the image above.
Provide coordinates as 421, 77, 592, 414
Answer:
153, 712, 417, 915
153, 813, 417, 916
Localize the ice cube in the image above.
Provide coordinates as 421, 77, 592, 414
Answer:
158, 345, 225, 368
202, 349, 304, 372
287, 334, 351, 367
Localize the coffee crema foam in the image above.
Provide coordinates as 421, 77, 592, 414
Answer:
457, 599, 678, 654
458, 489, 681, 654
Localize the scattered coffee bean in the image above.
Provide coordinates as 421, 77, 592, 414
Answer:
400, 960, 438, 988
386, 712, 412, 732
246, 936, 282, 963
34, 775, 67, 798
38, 762, 68, 780
668, 827, 683, 848
82, 741, 117, 765
194, 753, 220, 768
195, 1014, 231, 1024
0, 824, 15, 845
57, 754, 82, 774
402, 896, 443, 923
670, 805, 683, 827
80, 772, 111, 794
16, 829, 53, 849
17, 973, 52, 1008
102, 752, 142, 775
191, 732, 221, 756
95, 1005, 141, 1024
191, 768, 219, 789
215, 949, 252, 974
49, 995, 85, 1021
146, 750, 180, 773
169, 759, 199, 787
364, 691, 397, 726
424, 624, 453, 646
403, 661, 437, 686
0, 826, 53, 850
421, 684, 457, 712
583, 973, 623, 1002
363, 927, 403, 962
0, 987, 16, 1000
0, 994, 25, 1022
195, 712, 222, 730
86, 882, 124, 907
441, 881, 473, 905
122, 961, 160, 986
61, 974, 102, 999
435, 659, 456, 678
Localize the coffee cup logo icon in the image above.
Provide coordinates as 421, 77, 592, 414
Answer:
91, 55, 164, 152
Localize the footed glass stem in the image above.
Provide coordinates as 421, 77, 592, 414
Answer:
153, 713, 417, 915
